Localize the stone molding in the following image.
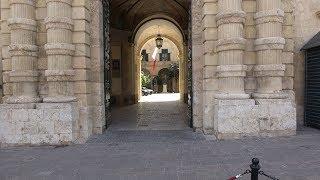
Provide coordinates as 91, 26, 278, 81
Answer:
254, 37, 285, 51
7, 18, 37, 31
217, 65, 247, 77
45, 70, 75, 82
9, 0, 35, 6
44, 43, 75, 56
216, 11, 246, 26
254, 9, 284, 24
252, 93, 287, 99
45, 0, 72, 5
214, 92, 250, 99
45, 17, 74, 30
253, 64, 285, 77
5, 96, 41, 104
9, 44, 38, 57
216, 38, 246, 52
43, 96, 77, 103
9, 70, 38, 82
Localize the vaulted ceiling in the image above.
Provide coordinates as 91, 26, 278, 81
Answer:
110, 0, 189, 31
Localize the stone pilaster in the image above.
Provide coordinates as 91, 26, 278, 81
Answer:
1, 0, 12, 103
215, 0, 249, 99
253, 0, 286, 99
44, 0, 76, 102
6, 0, 40, 103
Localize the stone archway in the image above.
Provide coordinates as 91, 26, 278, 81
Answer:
133, 19, 188, 102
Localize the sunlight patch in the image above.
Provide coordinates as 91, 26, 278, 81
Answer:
139, 93, 180, 102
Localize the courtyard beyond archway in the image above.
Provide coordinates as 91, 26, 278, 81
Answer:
110, 93, 188, 131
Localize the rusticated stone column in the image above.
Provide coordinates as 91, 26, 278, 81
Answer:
44, 0, 76, 102
6, 0, 40, 103
253, 0, 286, 99
215, 0, 249, 99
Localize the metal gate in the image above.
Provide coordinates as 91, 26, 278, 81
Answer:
305, 47, 320, 129
187, 1, 193, 128
102, 0, 112, 128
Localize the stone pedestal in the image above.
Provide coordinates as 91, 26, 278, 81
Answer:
214, 99, 296, 139
0, 103, 80, 147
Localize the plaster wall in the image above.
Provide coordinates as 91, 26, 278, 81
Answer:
110, 28, 135, 106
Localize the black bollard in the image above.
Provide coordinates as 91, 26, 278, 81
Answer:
250, 158, 261, 180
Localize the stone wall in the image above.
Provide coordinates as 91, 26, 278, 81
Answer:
110, 28, 135, 106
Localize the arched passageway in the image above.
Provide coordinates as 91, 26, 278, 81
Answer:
107, 1, 192, 131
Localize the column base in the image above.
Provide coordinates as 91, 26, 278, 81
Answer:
5, 96, 41, 104
43, 96, 77, 103
213, 99, 296, 140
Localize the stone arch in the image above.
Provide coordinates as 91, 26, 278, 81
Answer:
133, 19, 187, 100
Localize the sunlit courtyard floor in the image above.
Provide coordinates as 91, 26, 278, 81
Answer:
109, 93, 189, 131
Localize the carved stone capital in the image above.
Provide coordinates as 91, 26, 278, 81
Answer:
216, 10, 246, 26
9, 70, 39, 83
7, 18, 37, 31
217, 65, 247, 77
45, 17, 73, 30
254, 9, 284, 24
45, 70, 75, 81
216, 38, 246, 52
45, 43, 75, 55
254, 37, 285, 51
9, 44, 38, 57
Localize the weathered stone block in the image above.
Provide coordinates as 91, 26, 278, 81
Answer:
0, 103, 81, 146
202, 2, 218, 15
213, 99, 296, 139
243, 0, 256, 13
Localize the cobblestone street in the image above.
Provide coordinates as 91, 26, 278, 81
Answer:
1, 94, 320, 179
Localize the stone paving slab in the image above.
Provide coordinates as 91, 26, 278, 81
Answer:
0, 128, 320, 180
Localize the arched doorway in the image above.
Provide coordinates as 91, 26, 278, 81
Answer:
103, 0, 193, 130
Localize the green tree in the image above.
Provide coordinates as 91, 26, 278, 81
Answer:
141, 71, 152, 88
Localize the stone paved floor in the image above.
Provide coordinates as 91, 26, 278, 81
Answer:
1, 94, 320, 180
109, 93, 189, 131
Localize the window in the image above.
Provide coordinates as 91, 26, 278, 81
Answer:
141, 49, 149, 61
159, 49, 170, 61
